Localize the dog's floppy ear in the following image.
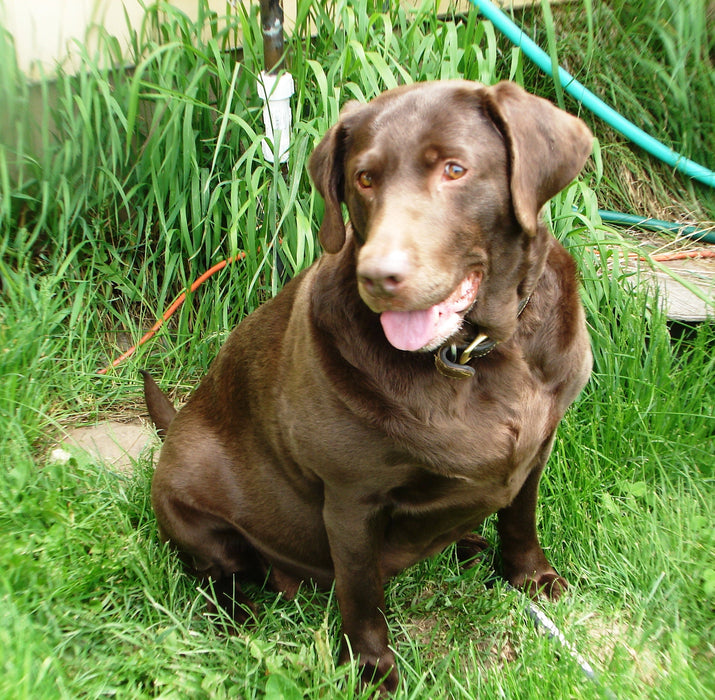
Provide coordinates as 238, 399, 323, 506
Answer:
483, 81, 593, 237
308, 122, 347, 253
308, 102, 364, 254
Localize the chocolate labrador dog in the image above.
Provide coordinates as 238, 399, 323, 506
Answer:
144, 80, 593, 691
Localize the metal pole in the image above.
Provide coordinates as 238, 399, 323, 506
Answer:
259, 0, 285, 73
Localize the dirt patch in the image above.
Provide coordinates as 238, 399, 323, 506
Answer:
404, 609, 518, 672
566, 610, 662, 688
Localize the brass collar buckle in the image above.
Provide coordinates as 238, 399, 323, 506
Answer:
433, 294, 531, 380
434, 333, 496, 379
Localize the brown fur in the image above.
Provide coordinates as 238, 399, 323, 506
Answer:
145, 80, 593, 692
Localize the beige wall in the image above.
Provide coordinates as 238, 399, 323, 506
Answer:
2, 1, 267, 80
3, 0, 148, 80
2, 0, 551, 80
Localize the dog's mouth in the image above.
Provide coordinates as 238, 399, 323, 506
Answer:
380, 272, 481, 352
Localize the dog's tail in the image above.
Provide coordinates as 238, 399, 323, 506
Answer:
140, 370, 177, 440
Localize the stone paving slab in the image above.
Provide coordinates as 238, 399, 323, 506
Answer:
56, 419, 157, 474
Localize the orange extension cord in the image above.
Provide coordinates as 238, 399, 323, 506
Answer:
97, 247, 713, 375
629, 249, 715, 262
97, 252, 245, 375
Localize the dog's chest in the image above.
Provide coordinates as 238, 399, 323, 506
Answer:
400, 383, 551, 496
282, 362, 554, 511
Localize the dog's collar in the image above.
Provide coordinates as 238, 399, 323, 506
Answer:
434, 294, 531, 379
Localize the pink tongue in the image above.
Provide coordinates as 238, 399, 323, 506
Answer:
380, 305, 456, 351
380, 272, 481, 351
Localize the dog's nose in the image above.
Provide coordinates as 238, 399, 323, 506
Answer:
358, 251, 410, 298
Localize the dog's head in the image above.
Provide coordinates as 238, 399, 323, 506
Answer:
309, 80, 592, 350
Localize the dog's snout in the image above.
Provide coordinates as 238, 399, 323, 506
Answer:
359, 271, 404, 297
358, 250, 410, 298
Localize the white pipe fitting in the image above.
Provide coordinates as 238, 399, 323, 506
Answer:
257, 71, 294, 164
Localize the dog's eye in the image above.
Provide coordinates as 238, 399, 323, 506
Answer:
444, 162, 466, 180
357, 171, 373, 189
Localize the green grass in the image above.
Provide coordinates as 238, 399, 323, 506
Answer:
1, 0, 713, 697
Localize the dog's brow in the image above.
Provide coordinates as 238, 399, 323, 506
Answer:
421, 143, 472, 163
422, 147, 441, 166
350, 148, 385, 174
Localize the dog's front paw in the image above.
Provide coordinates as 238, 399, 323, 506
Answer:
340, 643, 398, 694
205, 575, 258, 630
361, 655, 399, 695
512, 569, 568, 601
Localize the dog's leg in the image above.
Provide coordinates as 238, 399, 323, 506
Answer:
496, 433, 568, 600
154, 487, 263, 627
323, 497, 398, 693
